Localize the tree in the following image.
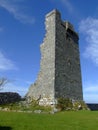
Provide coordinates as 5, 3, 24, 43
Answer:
0, 77, 9, 90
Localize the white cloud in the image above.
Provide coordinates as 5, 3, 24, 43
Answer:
84, 86, 98, 93
60, 0, 74, 13
0, 0, 35, 24
79, 17, 98, 65
83, 84, 98, 103
84, 94, 98, 103
0, 51, 17, 71
51, 0, 73, 13
2, 82, 29, 97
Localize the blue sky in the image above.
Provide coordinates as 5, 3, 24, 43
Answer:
0, 0, 98, 103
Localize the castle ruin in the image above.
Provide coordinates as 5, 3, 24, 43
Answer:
26, 9, 83, 105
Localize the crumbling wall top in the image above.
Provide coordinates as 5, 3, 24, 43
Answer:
64, 21, 74, 31
46, 9, 61, 18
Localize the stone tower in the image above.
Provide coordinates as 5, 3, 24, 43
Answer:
26, 9, 83, 105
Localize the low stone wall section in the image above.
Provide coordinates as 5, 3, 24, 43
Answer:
0, 92, 21, 105
87, 104, 98, 111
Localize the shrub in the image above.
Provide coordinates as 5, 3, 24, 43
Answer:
57, 98, 73, 111
73, 101, 89, 110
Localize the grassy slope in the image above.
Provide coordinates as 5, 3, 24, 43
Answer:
0, 111, 98, 130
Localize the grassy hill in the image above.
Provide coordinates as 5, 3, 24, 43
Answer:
0, 111, 98, 130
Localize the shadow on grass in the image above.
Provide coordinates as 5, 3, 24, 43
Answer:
0, 126, 12, 130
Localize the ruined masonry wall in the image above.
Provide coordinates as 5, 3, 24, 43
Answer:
26, 10, 58, 103
26, 9, 83, 105
55, 15, 83, 100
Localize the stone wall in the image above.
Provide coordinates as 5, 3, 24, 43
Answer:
26, 10, 57, 102
26, 9, 83, 105
55, 13, 83, 100
87, 104, 98, 111
0, 92, 21, 105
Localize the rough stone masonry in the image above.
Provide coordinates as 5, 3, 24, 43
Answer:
26, 9, 83, 106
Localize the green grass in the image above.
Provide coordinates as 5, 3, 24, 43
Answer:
0, 111, 98, 130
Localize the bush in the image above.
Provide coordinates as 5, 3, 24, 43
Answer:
57, 98, 73, 111
73, 101, 89, 110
